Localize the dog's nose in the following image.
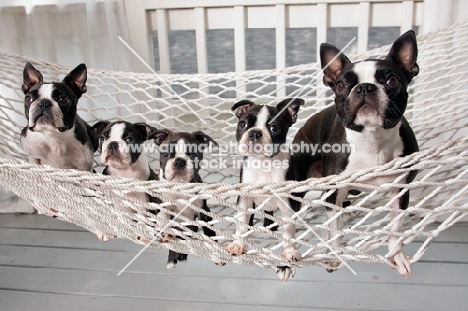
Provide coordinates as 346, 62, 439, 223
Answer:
356, 83, 377, 94
108, 142, 119, 152
248, 130, 262, 141
38, 99, 52, 110
174, 157, 186, 169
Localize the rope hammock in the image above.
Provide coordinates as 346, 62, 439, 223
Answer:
1, 21, 468, 275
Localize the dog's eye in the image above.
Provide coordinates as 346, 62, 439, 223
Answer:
336, 82, 347, 93
58, 96, 70, 105
161, 152, 170, 159
25, 96, 32, 105
189, 153, 197, 160
238, 121, 247, 129
269, 124, 281, 134
386, 76, 399, 86
99, 135, 106, 142
126, 136, 135, 143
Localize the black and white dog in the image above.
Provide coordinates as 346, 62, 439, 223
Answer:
293, 30, 419, 277
92, 120, 158, 192
227, 98, 304, 281
20, 62, 98, 215
21, 62, 98, 171
91, 120, 159, 242
150, 129, 217, 268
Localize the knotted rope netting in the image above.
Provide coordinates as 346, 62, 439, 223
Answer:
0, 21, 467, 273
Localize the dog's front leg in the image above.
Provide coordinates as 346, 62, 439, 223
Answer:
226, 196, 252, 255
325, 188, 348, 272
276, 201, 301, 281
388, 189, 412, 278
280, 199, 300, 263
326, 188, 347, 249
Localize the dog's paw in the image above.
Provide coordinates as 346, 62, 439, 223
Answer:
225, 240, 246, 256
167, 251, 187, 269
276, 266, 296, 282
137, 236, 151, 244
99, 235, 109, 242
45, 208, 59, 218
392, 253, 412, 278
92, 230, 110, 242
209, 253, 227, 266
282, 249, 301, 263
325, 261, 341, 273
166, 258, 187, 269
161, 232, 175, 243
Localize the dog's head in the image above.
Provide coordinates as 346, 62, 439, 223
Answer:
22, 62, 88, 132
92, 121, 154, 170
150, 130, 217, 182
231, 98, 304, 158
320, 30, 419, 131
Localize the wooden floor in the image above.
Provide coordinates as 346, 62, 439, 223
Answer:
1, 214, 468, 311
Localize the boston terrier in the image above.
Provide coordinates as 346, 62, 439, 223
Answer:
21, 62, 98, 171
150, 129, 218, 268
228, 98, 304, 281
91, 120, 159, 242
20, 62, 98, 216
92, 120, 158, 198
292, 30, 419, 277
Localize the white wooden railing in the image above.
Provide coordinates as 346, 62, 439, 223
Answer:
1, 0, 466, 76
123, 0, 427, 75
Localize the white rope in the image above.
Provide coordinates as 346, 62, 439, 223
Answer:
0, 21, 468, 272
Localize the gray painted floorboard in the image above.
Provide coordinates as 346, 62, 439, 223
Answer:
1, 214, 467, 310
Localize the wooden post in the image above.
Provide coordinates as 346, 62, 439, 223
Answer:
234, 5, 246, 98
276, 4, 286, 98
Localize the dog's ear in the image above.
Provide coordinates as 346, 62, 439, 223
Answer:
63, 63, 87, 99
386, 30, 419, 83
134, 123, 157, 141
276, 98, 305, 125
192, 131, 218, 150
22, 62, 43, 94
231, 100, 255, 118
91, 121, 109, 137
320, 43, 351, 88
91, 121, 109, 153
149, 129, 172, 146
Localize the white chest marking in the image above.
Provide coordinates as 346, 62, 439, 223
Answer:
343, 123, 404, 187
21, 128, 94, 172
107, 153, 150, 181
242, 150, 289, 211
242, 152, 288, 184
